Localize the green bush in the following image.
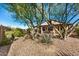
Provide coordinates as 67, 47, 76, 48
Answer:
41, 33, 52, 44
5, 31, 14, 38
0, 38, 11, 46
13, 28, 24, 37
75, 27, 79, 35
5, 28, 24, 37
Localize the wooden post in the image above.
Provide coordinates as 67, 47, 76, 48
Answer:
46, 25, 48, 32
0, 25, 5, 42
41, 26, 43, 34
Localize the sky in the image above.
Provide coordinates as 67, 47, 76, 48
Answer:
0, 4, 79, 29
0, 5, 27, 29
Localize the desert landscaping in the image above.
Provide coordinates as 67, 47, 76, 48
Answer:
0, 3, 79, 56
7, 37, 79, 56
0, 36, 79, 56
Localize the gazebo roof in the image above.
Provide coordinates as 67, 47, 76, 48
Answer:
41, 20, 60, 26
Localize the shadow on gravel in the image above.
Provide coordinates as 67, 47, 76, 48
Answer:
0, 44, 11, 56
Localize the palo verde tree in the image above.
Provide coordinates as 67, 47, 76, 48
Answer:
3, 3, 79, 40
48, 3, 79, 40
3, 3, 48, 39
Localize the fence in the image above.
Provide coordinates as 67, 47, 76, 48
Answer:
0, 25, 5, 42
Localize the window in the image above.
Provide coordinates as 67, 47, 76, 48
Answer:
42, 26, 46, 31
48, 25, 53, 31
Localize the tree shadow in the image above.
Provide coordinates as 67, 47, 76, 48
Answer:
70, 34, 79, 39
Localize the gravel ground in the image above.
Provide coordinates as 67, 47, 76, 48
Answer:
0, 45, 11, 56
8, 37, 56, 56
7, 37, 79, 56
54, 37, 79, 56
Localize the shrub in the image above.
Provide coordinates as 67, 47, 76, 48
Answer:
5, 28, 24, 37
0, 37, 11, 46
75, 27, 79, 35
5, 31, 14, 38
41, 33, 52, 44
13, 28, 24, 37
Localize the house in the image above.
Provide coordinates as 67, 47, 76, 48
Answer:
40, 20, 72, 36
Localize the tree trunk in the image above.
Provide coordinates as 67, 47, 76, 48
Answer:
63, 25, 68, 40
64, 29, 67, 40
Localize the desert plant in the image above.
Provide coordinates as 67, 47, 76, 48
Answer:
75, 27, 79, 35
5, 31, 13, 38
5, 28, 24, 38
0, 37, 11, 46
41, 33, 52, 44
13, 30, 23, 37
13, 28, 24, 37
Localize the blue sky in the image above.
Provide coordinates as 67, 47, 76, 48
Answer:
0, 4, 79, 29
0, 5, 27, 29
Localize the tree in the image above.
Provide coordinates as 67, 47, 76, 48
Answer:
3, 3, 79, 40
48, 3, 79, 40
4, 3, 48, 39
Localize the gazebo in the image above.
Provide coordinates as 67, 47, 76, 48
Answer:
40, 20, 72, 36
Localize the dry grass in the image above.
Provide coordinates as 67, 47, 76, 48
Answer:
8, 37, 79, 56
